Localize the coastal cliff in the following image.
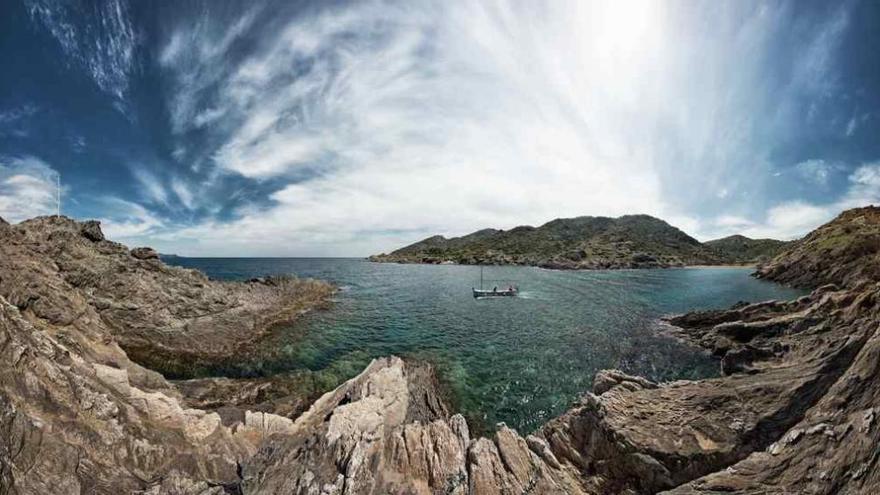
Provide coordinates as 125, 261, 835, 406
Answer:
2, 207, 880, 494
369, 214, 786, 269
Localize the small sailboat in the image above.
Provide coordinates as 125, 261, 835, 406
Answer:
473, 266, 518, 298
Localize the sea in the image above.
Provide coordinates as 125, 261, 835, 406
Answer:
163, 258, 805, 433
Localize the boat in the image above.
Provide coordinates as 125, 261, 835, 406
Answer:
473, 287, 518, 298
473, 266, 518, 298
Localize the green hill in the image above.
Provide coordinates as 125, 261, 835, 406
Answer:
756, 206, 880, 288
371, 214, 734, 269
704, 235, 791, 264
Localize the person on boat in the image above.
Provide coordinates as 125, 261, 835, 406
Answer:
508, 285, 513, 292
493, 286, 497, 293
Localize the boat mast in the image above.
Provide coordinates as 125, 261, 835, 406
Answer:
56, 172, 61, 216
480, 265, 483, 290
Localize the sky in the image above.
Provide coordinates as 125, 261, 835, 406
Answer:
0, 0, 879, 256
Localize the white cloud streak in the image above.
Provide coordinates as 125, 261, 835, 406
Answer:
99, 197, 164, 239
0, 156, 60, 223
26, 0, 137, 100
132, 168, 169, 206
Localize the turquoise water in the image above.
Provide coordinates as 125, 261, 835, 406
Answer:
165, 258, 805, 433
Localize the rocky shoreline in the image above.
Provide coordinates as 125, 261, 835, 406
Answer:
2, 207, 880, 493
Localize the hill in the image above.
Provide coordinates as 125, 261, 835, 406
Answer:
704, 234, 791, 264
371, 214, 773, 269
755, 205, 880, 288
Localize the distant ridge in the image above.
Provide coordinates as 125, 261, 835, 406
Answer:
370, 214, 787, 269
703, 234, 791, 264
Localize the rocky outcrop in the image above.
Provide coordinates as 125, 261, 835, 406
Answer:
242, 356, 588, 494
756, 205, 880, 289
0, 281, 290, 494
0, 216, 335, 376
4, 207, 880, 494
0, 215, 336, 493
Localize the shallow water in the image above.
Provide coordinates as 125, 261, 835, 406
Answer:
165, 258, 805, 433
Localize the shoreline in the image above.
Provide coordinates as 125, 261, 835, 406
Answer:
368, 258, 759, 270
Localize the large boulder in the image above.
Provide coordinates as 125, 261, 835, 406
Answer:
79, 219, 105, 242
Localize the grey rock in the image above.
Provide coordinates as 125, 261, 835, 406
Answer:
130, 246, 160, 260
80, 220, 105, 242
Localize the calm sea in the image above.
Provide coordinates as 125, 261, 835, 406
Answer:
164, 258, 805, 433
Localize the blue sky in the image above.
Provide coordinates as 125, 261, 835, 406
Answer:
1, 0, 879, 256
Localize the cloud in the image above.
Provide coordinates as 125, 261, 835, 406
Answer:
144, 0, 860, 255
170, 177, 195, 210
26, 0, 136, 100
0, 156, 60, 223
158, 5, 261, 137
846, 117, 858, 136
0, 104, 39, 138
843, 162, 880, 207
698, 162, 880, 241
132, 168, 169, 205
98, 197, 163, 239
795, 159, 838, 186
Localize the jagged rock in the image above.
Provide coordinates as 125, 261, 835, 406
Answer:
130, 246, 160, 259
592, 369, 658, 395
0, 216, 336, 493
4, 208, 880, 494
720, 345, 775, 375
0, 216, 335, 376
80, 219, 105, 241
0, 297, 260, 493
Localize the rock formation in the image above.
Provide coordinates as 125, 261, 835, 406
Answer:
2, 206, 880, 494
756, 205, 880, 289
0, 216, 335, 377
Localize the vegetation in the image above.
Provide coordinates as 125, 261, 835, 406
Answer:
704, 235, 791, 264
370, 214, 782, 269
756, 206, 880, 288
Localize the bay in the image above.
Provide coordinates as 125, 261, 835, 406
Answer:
164, 258, 805, 433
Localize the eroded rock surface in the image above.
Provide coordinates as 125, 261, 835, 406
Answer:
4, 207, 880, 494
0, 216, 334, 376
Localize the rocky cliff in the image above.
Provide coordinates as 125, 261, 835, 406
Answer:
0, 216, 334, 493
756, 205, 880, 289
2, 208, 880, 494
370, 214, 781, 269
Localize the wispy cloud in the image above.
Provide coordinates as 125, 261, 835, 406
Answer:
131, 168, 169, 206
795, 159, 839, 186
170, 177, 195, 210
0, 104, 39, 138
26, 0, 137, 100
98, 197, 163, 239
0, 156, 59, 223
141, 0, 864, 255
